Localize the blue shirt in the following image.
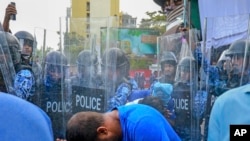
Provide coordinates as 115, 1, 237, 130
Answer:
117, 104, 181, 141
208, 84, 250, 141
0, 93, 53, 141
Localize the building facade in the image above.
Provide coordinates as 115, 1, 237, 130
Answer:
70, 0, 120, 38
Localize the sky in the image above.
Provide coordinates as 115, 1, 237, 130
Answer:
120, 0, 161, 22
0, 0, 161, 49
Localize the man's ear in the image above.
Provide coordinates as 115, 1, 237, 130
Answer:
97, 126, 108, 135
96, 126, 108, 140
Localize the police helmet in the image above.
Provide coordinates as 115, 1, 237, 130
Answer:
226, 40, 250, 57
14, 31, 34, 48
45, 51, 68, 66
101, 48, 130, 79
45, 51, 68, 74
76, 50, 98, 66
101, 48, 130, 76
44, 51, 68, 85
160, 51, 177, 67
4, 32, 21, 66
178, 56, 196, 72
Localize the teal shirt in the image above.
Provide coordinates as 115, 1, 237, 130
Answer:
208, 84, 250, 141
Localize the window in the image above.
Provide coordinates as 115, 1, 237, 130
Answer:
86, 2, 90, 11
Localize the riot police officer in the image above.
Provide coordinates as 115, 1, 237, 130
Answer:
159, 51, 178, 84
225, 39, 250, 88
172, 56, 206, 141
0, 31, 18, 93
0, 31, 35, 100
101, 47, 132, 111
2, 4, 41, 87
70, 49, 99, 88
39, 50, 71, 140
14, 31, 35, 65
14, 31, 42, 85
174, 56, 197, 89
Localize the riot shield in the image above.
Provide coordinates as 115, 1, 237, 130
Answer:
34, 26, 72, 140
70, 49, 100, 88
100, 26, 160, 111
62, 17, 119, 112
71, 85, 105, 113
173, 56, 202, 141
157, 33, 182, 84
101, 27, 159, 89
158, 32, 183, 61
31, 35, 42, 87
100, 47, 131, 111
63, 17, 105, 113
202, 14, 250, 141
157, 29, 205, 141
38, 50, 71, 140
0, 32, 16, 94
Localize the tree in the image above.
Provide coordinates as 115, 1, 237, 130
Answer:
139, 11, 166, 35
63, 32, 86, 64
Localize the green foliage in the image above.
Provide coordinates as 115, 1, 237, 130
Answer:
63, 32, 87, 64
35, 31, 87, 64
139, 11, 166, 35
127, 29, 144, 37
35, 46, 53, 62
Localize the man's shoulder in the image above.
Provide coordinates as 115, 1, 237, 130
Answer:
119, 104, 159, 115
215, 84, 250, 104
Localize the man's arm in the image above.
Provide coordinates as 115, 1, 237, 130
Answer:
3, 4, 17, 33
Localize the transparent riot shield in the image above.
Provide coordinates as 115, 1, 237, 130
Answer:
157, 32, 183, 84
31, 34, 42, 87
39, 50, 71, 140
174, 55, 206, 141
62, 17, 114, 113
0, 32, 16, 94
202, 14, 250, 141
63, 16, 161, 113
101, 26, 161, 109
34, 27, 72, 140
157, 29, 205, 141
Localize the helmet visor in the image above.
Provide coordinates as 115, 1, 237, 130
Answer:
19, 39, 33, 56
